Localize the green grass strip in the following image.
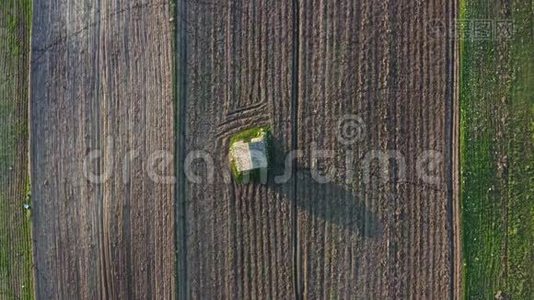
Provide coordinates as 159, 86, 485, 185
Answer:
0, 0, 34, 299
460, 0, 534, 298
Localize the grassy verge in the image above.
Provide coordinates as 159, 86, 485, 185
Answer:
460, 0, 534, 298
0, 0, 33, 299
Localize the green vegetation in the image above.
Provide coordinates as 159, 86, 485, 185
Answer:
0, 0, 34, 299
460, 0, 534, 298
0, 191, 33, 299
229, 127, 271, 183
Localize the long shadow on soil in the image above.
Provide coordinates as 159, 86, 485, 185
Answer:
267, 168, 383, 238
263, 141, 383, 238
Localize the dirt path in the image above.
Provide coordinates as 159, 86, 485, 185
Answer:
451, 0, 462, 298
